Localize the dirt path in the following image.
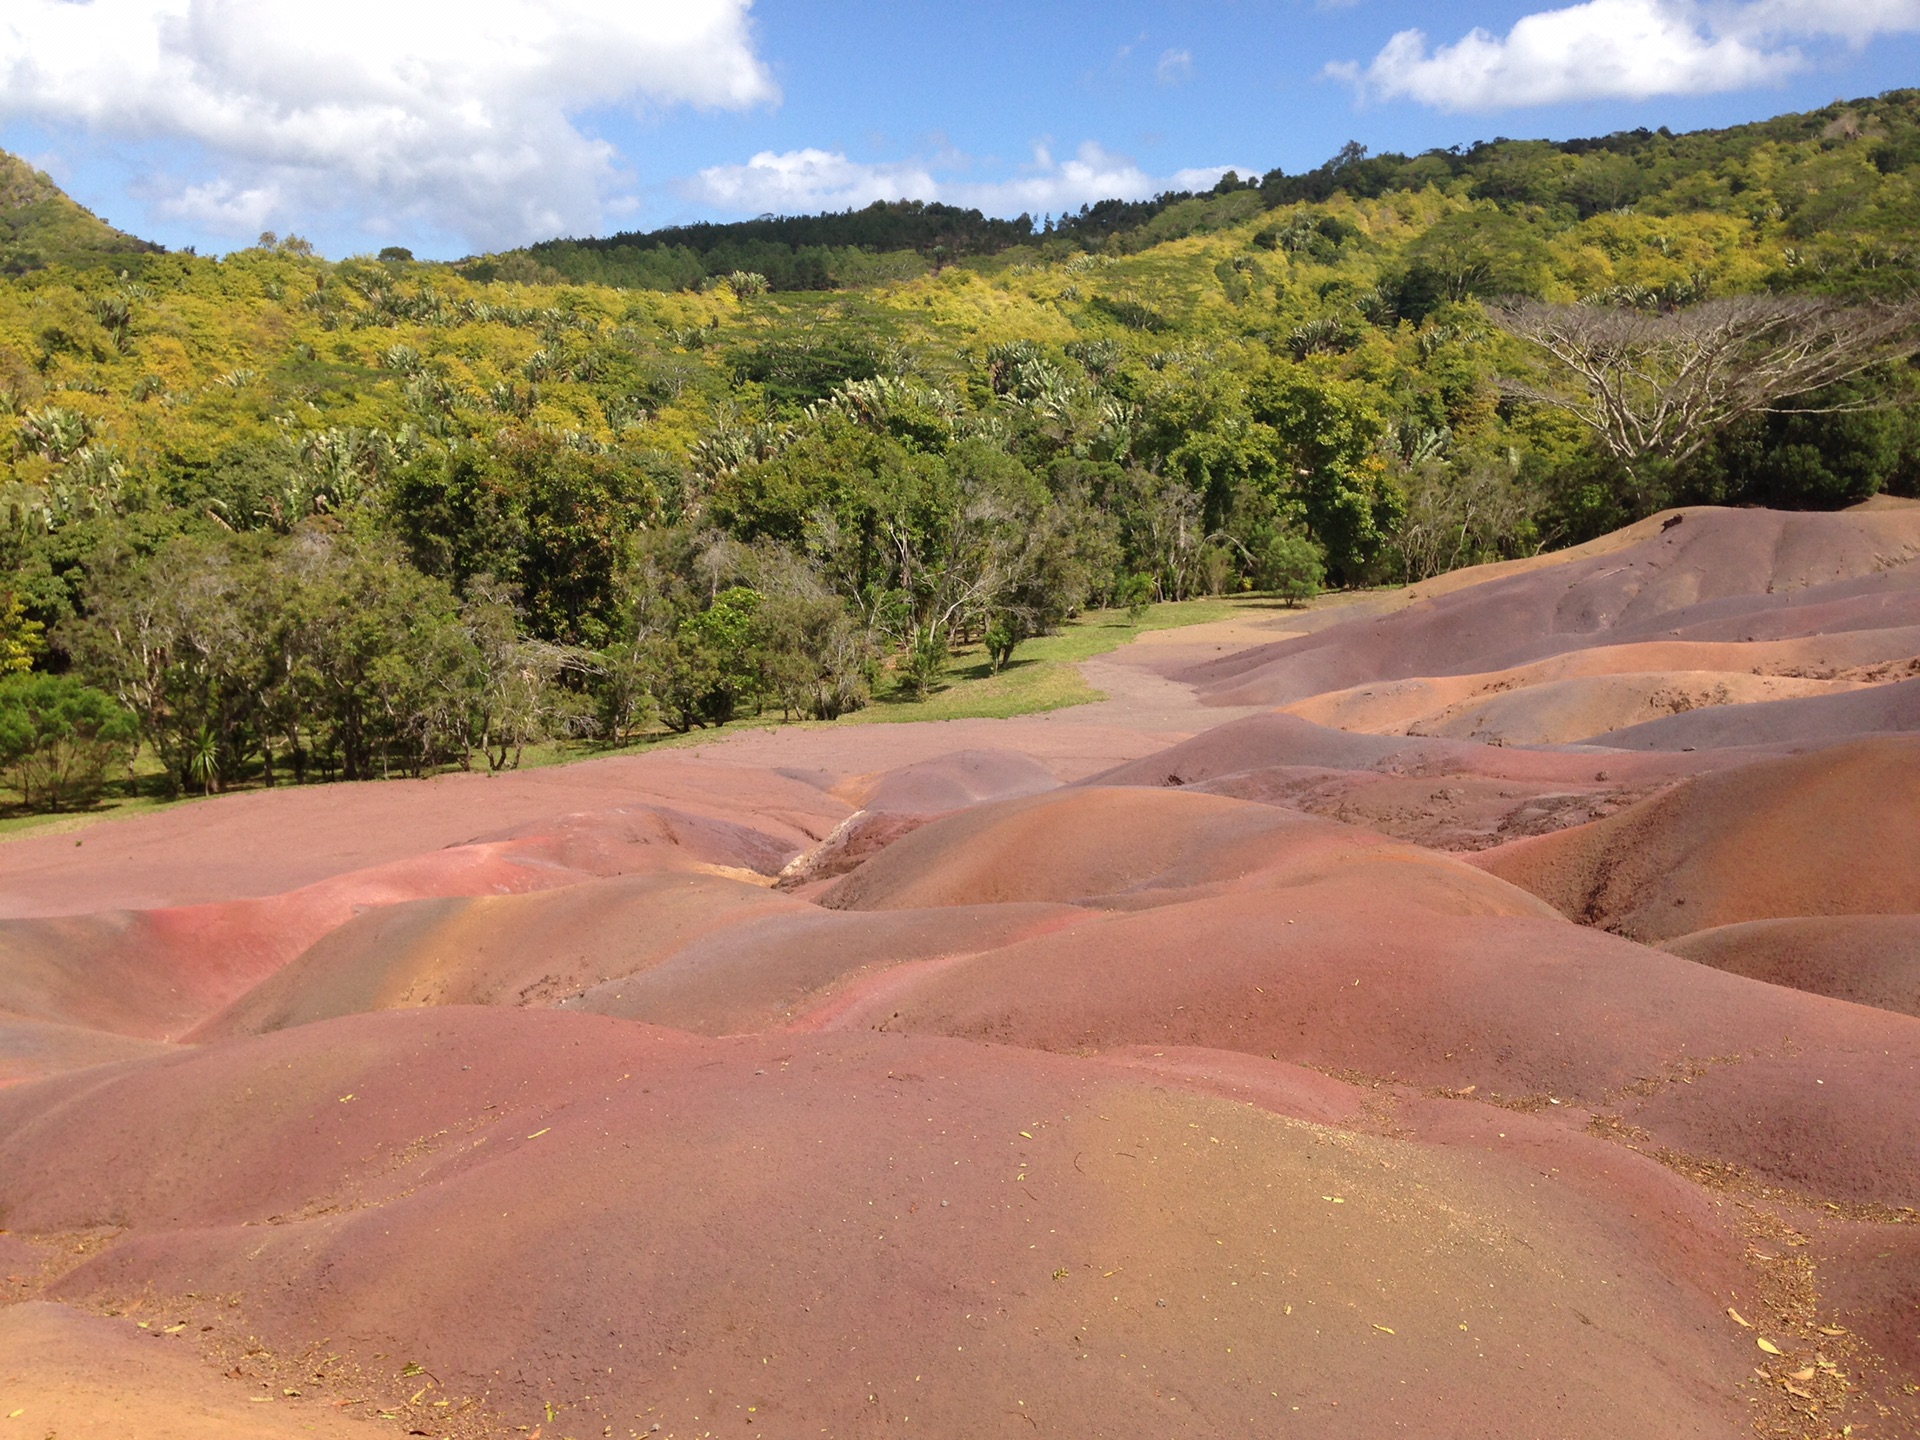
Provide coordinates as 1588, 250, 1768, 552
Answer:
674, 612, 1291, 780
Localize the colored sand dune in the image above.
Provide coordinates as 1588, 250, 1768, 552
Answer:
3, 501, 1919, 1439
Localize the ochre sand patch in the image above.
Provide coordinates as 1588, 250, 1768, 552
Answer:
0, 1302, 401, 1439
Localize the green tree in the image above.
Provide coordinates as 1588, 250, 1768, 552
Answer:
1393, 209, 1551, 322
1134, 366, 1276, 534
754, 589, 874, 719
1679, 376, 1920, 509
0, 672, 138, 810
64, 535, 274, 794
1248, 366, 1403, 584
1389, 455, 1539, 581
675, 584, 763, 726
461, 578, 584, 771
387, 432, 662, 645
982, 500, 1093, 671
270, 531, 476, 781
0, 588, 43, 672
1255, 533, 1326, 606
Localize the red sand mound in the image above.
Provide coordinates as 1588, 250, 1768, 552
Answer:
7, 502, 1920, 1437
777, 747, 1064, 888
1190, 766, 1672, 851
1181, 506, 1920, 707
0, 817, 785, 1042
1089, 709, 1730, 789
0, 1007, 1768, 1439
1476, 736, 1920, 942
567, 900, 1092, 1035
852, 746, 1062, 812
462, 802, 803, 877
1652, 564, 1920, 644
0, 903, 315, 1040
0, 1016, 172, 1086
0, 755, 848, 918
1663, 915, 1920, 1018
841, 886, 1920, 1207
819, 785, 1556, 916
1090, 711, 1418, 779
1281, 626, 1917, 740
680, 711, 1192, 787
1301, 670, 1856, 747
191, 872, 809, 1041
1810, 1218, 1920, 1416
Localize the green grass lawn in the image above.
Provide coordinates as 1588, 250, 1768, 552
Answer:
0, 596, 1260, 840
844, 597, 1243, 724
0, 747, 212, 841
618, 596, 1248, 750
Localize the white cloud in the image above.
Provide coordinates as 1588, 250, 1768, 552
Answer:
683, 142, 1254, 220
1724, 0, 1920, 44
1155, 48, 1195, 86
683, 149, 942, 215
0, 0, 777, 249
1331, 0, 1920, 111
952, 142, 1169, 214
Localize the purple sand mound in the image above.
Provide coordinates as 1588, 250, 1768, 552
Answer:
1663, 915, 1920, 1018
1180, 508, 1920, 707
1583, 675, 1920, 750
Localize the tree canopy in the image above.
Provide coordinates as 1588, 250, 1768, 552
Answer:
4, 90, 1920, 807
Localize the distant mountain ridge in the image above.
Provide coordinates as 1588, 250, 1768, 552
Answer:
3, 87, 1916, 288
474, 87, 1920, 293
0, 152, 162, 276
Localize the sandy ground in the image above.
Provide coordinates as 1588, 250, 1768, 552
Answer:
2, 503, 1918, 1439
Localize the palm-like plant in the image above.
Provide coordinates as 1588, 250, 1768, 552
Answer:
185, 725, 220, 795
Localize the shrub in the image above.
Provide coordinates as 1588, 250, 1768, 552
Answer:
0, 673, 139, 810
901, 630, 948, 699
1256, 534, 1326, 607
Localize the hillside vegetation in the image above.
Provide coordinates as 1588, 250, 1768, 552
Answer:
0, 152, 161, 278
2, 91, 1919, 804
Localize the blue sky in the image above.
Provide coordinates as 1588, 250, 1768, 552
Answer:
2, 0, 1917, 260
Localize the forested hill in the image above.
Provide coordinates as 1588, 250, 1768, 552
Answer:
2, 90, 1919, 804
485, 89, 1920, 292
0, 152, 163, 277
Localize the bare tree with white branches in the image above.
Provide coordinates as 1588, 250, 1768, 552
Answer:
1490, 296, 1920, 487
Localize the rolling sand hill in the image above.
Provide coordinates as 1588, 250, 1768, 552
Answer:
2, 502, 1917, 1439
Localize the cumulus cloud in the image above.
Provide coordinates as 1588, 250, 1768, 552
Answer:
1726, 0, 1920, 44
684, 141, 1252, 220
0, 0, 777, 248
682, 149, 942, 215
1330, 0, 1920, 110
1155, 49, 1195, 86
